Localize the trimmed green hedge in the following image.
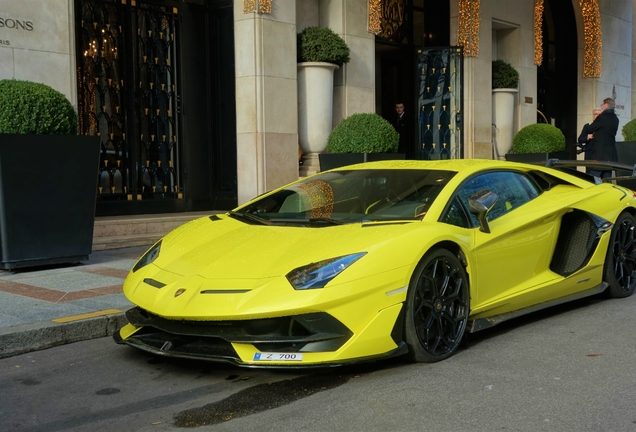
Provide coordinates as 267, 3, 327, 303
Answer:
492, 59, 519, 89
0, 79, 78, 134
327, 113, 399, 153
297, 26, 350, 66
511, 123, 565, 154
622, 118, 636, 141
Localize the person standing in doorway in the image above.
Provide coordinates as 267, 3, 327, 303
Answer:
577, 108, 602, 171
586, 98, 619, 179
393, 101, 409, 156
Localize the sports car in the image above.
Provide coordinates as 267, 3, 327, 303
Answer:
114, 159, 636, 367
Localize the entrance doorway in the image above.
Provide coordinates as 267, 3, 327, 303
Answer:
75, 0, 237, 216
537, 0, 577, 156
375, 0, 456, 159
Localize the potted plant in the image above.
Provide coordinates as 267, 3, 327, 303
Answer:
0, 79, 100, 269
319, 113, 402, 171
492, 59, 520, 159
297, 26, 350, 175
505, 123, 567, 164
621, 118, 636, 143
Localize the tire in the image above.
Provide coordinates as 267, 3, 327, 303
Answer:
405, 249, 470, 362
604, 212, 636, 298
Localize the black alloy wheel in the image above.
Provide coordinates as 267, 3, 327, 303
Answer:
604, 212, 636, 298
405, 248, 469, 362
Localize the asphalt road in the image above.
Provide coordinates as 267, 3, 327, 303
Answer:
2, 293, 636, 432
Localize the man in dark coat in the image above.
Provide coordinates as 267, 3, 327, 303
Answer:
393, 101, 410, 157
577, 108, 601, 172
586, 98, 619, 179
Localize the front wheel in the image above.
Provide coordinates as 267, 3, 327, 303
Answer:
405, 249, 470, 362
604, 212, 636, 298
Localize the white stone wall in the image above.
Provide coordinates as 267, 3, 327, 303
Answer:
234, 2, 299, 205
633, 0, 636, 121
0, 0, 76, 105
451, 0, 537, 159
295, 0, 376, 131
319, 0, 376, 127
576, 0, 632, 143
596, 0, 632, 139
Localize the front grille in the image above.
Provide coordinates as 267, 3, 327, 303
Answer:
125, 307, 353, 353
129, 328, 239, 359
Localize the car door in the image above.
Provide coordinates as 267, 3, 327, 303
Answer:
448, 170, 567, 314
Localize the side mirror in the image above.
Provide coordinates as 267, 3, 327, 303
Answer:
468, 190, 498, 233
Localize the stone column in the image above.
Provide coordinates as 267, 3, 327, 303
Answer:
319, 0, 376, 127
234, 2, 299, 205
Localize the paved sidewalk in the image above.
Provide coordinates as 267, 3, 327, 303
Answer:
0, 245, 149, 359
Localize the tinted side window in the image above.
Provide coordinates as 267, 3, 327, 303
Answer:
451, 171, 541, 227
442, 196, 472, 228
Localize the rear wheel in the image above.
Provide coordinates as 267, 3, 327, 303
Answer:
405, 249, 469, 362
604, 212, 636, 298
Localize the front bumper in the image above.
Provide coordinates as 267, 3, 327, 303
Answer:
114, 305, 408, 367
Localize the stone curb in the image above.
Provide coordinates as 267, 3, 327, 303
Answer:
0, 312, 127, 359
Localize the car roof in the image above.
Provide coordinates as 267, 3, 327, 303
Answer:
324, 158, 596, 189
327, 158, 534, 171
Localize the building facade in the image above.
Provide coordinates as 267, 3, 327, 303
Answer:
0, 0, 633, 215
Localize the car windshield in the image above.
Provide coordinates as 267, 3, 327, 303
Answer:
235, 169, 456, 224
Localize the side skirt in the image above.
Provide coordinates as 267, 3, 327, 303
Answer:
466, 282, 608, 333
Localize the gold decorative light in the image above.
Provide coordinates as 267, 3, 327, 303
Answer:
243, 0, 271, 14
243, 0, 255, 13
534, 0, 544, 65
457, 0, 480, 57
579, 0, 602, 77
258, 0, 271, 14
368, 0, 382, 35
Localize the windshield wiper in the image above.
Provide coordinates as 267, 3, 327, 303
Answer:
227, 211, 271, 225
308, 217, 344, 225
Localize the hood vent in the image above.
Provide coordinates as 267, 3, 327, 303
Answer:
200, 289, 251, 294
143, 278, 166, 288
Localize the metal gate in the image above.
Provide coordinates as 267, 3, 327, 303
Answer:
415, 47, 464, 159
76, 0, 183, 207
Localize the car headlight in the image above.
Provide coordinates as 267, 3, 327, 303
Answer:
132, 240, 162, 272
286, 252, 366, 290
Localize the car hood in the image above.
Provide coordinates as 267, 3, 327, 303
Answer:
150, 215, 418, 279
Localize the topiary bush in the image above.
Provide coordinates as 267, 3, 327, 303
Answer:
327, 113, 399, 153
622, 118, 636, 141
0, 79, 78, 134
492, 59, 519, 89
297, 26, 350, 66
511, 123, 566, 154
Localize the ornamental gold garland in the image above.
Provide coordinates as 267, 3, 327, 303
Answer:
243, 0, 271, 14
579, 0, 602, 77
534, 0, 544, 66
457, 0, 480, 57
368, 0, 382, 34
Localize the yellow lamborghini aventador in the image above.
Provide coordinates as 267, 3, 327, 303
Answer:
114, 159, 636, 367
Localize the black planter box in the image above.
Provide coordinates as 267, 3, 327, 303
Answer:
0, 134, 100, 269
318, 153, 406, 171
615, 141, 636, 190
505, 150, 570, 165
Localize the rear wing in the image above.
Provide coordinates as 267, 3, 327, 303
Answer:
545, 159, 636, 183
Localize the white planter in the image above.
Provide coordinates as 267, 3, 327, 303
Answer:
297, 62, 339, 155
492, 88, 518, 159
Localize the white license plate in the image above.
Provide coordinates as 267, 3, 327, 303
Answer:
253, 352, 303, 361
